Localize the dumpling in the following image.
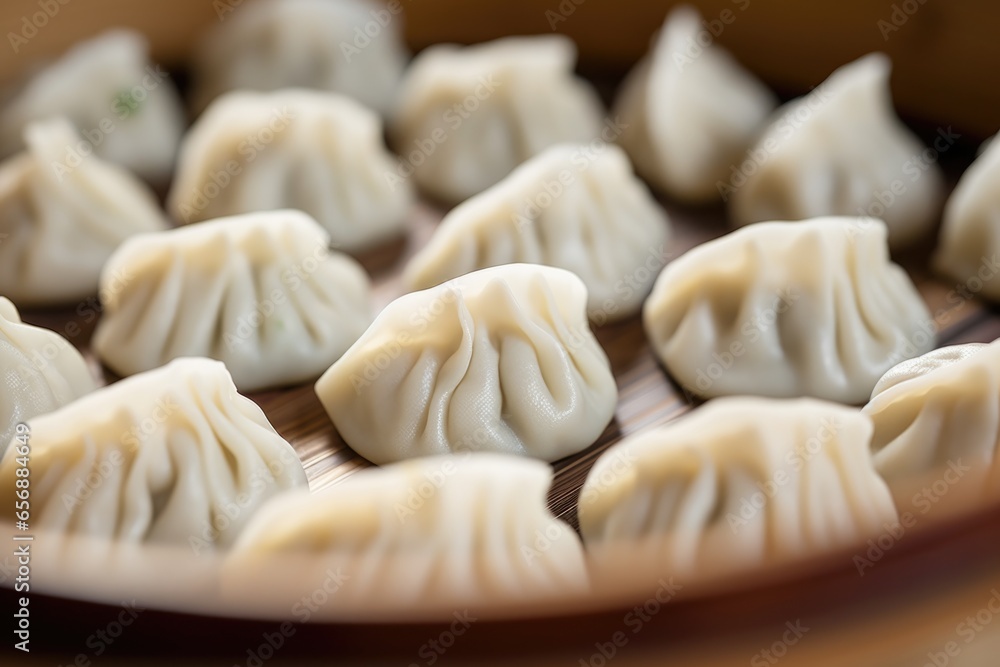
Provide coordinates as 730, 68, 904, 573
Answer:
403, 143, 671, 323
933, 136, 1000, 301
578, 397, 898, 582
728, 54, 944, 249
614, 5, 776, 203
643, 217, 933, 404
168, 89, 413, 253
0, 117, 169, 306
863, 340, 1000, 505
192, 0, 408, 115
93, 210, 372, 392
315, 264, 617, 464
223, 454, 587, 611
389, 35, 604, 204
0, 30, 185, 183
0, 358, 308, 548
0, 297, 95, 456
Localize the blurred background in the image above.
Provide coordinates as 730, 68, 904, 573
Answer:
0, 0, 997, 137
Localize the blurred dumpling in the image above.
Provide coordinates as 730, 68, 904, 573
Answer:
94, 210, 372, 392
614, 5, 776, 203
578, 397, 898, 581
643, 217, 933, 404
729, 54, 944, 249
0, 358, 308, 547
168, 89, 413, 253
0, 30, 185, 183
0, 297, 95, 456
403, 143, 671, 323
192, 0, 408, 115
224, 454, 587, 611
389, 35, 604, 204
933, 135, 1000, 300
316, 264, 618, 464
0, 118, 168, 307
863, 340, 1000, 503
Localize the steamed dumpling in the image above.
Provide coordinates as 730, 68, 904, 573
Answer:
168, 89, 413, 253
93, 210, 372, 392
614, 5, 776, 202
0, 297, 95, 456
643, 217, 933, 404
578, 397, 898, 581
403, 143, 671, 323
224, 454, 587, 610
0, 30, 185, 183
933, 136, 1000, 301
316, 264, 617, 464
0, 118, 169, 307
192, 0, 408, 114
390, 35, 604, 204
729, 54, 944, 249
863, 340, 1000, 502
0, 358, 308, 547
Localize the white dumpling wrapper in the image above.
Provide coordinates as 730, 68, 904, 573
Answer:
316, 264, 618, 464
863, 340, 1000, 504
729, 54, 944, 249
389, 35, 605, 204
168, 89, 413, 253
223, 454, 587, 611
192, 0, 408, 115
578, 397, 898, 581
93, 210, 372, 392
403, 143, 671, 322
933, 135, 1000, 301
0, 30, 185, 183
643, 217, 934, 404
0, 297, 95, 457
615, 5, 776, 202
0, 358, 308, 547
0, 117, 168, 307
